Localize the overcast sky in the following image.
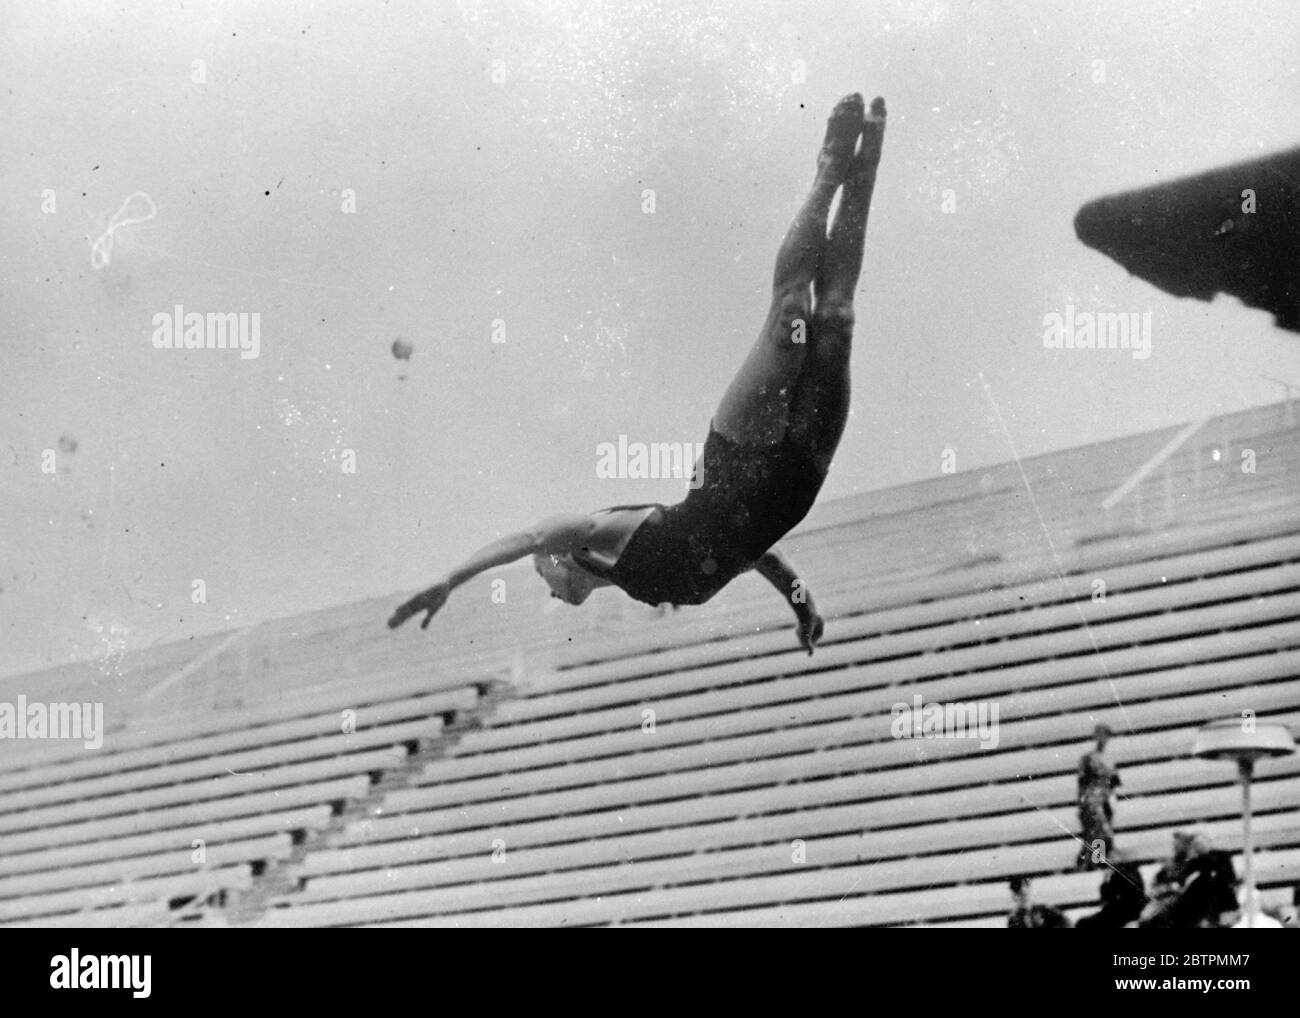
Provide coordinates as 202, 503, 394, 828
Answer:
4, 0, 1300, 677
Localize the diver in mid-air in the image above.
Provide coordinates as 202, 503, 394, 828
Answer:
390, 94, 887, 655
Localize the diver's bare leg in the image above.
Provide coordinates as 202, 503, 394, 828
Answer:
772, 93, 867, 292
816, 97, 885, 314
791, 97, 886, 471
714, 94, 865, 446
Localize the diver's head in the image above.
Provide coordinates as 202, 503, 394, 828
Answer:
532, 552, 597, 605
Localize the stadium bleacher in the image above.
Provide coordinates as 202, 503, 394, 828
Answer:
1, 399, 1296, 927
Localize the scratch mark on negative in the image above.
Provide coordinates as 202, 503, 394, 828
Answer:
975, 371, 1134, 733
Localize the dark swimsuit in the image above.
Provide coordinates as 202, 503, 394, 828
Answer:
571, 425, 828, 606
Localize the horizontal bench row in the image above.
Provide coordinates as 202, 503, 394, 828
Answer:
408, 628, 1300, 803
273, 776, 1300, 918
335, 694, 1300, 853
302, 709, 1300, 879
0, 774, 370, 857
0, 698, 459, 812
417, 608, 1300, 784
0, 861, 257, 926
0, 742, 414, 840
0, 804, 334, 880
0, 833, 295, 922
544, 506, 1300, 687
256, 825, 1300, 929
477, 547, 1300, 729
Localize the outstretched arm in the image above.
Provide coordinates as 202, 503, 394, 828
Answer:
388, 514, 598, 630
753, 547, 823, 654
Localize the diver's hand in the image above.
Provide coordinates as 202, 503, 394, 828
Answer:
389, 579, 451, 630
796, 610, 824, 656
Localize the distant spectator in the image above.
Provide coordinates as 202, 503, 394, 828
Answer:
1008, 876, 1071, 928
1141, 830, 1239, 928
1075, 852, 1147, 929
1141, 832, 1193, 922
1076, 724, 1121, 869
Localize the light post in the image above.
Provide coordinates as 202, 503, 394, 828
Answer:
1192, 718, 1296, 927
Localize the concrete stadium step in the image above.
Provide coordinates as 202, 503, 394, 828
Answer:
281, 779, 1300, 914
490, 534, 1300, 720
420, 631, 1300, 794
449, 605, 1300, 780
823, 460, 1299, 557
0, 832, 293, 900
0, 679, 478, 782
379, 651, 1300, 833
0, 744, 414, 837
0, 863, 255, 924
338, 702, 1300, 873
540, 526, 1300, 693
255, 829, 1300, 928
309, 707, 1300, 880
454, 569, 1300, 754
0, 774, 369, 855
0, 714, 446, 815
300, 717, 1300, 878
793, 482, 1300, 600
547, 502, 1300, 677
339, 688, 1300, 849
0, 804, 332, 879
279, 813, 1300, 926
419, 602, 1300, 776
1, 900, 173, 929
404, 627, 1300, 801
540, 504, 1280, 679
367, 750, 1300, 887
755, 433, 1300, 580
811, 458, 1300, 569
